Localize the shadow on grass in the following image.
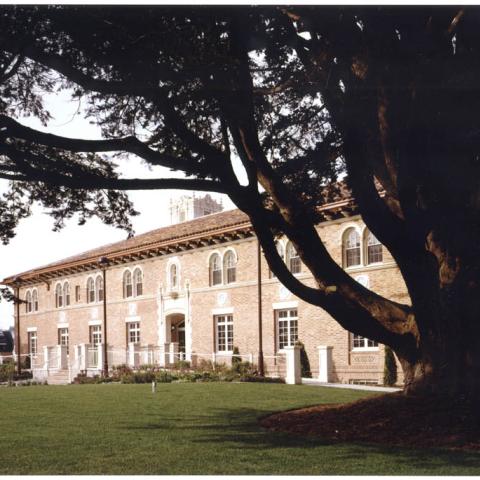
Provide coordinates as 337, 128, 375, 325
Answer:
122, 406, 480, 472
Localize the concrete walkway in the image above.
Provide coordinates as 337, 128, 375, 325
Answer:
301, 377, 401, 392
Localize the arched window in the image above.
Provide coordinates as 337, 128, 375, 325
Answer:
55, 283, 63, 308
87, 277, 95, 303
123, 270, 133, 298
95, 275, 104, 302
170, 263, 179, 290
133, 268, 143, 296
365, 230, 383, 264
269, 241, 285, 278
223, 250, 236, 284
63, 282, 70, 307
25, 291, 32, 313
209, 253, 222, 286
343, 228, 361, 267
32, 289, 38, 312
286, 242, 301, 274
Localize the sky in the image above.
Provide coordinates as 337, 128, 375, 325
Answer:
0, 90, 236, 329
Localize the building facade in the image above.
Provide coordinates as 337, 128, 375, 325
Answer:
3, 197, 409, 384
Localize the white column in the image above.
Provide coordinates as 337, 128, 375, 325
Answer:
97, 344, 104, 371
43, 345, 49, 370
284, 345, 301, 385
128, 343, 137, 368
77, 343, 87, 371
58, 345, 68, 369
169, 342, 178, 364
185, 283, 192, 362
318, 345, 333, 383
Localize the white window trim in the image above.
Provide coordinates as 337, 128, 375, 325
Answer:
275, 308, 299, 352
26, 326, 37, 332
215, 314, 233, 354
272, 301, 298, 310
351, 333, 379, 351
57, 322, 69, 329
124, 316, 141, 323
132, 266, 144, 297
88, 320, 102, 326
212, 307, 234, 315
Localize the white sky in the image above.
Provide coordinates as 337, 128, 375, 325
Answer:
0, 90, 236, 329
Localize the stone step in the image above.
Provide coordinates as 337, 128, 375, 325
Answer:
47, 370, 70, 385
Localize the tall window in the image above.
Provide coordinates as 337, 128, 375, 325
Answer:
276, 308, 298, 350
25, 291, 32, 313
63, 282, 70, 306
133, 268, 143, 296
96, 275, 104, 302
127, 321, 140, 344
215, 314, 233, 353
89, 325, 102, 345
352, 333, 378, 350
209, 253, 222, 286
269, 241, 285, 278
55, 283, 63, 308
58, 327, 69, 354
170, 263, 179, 290
286, 242, 301, 274
75, 285, 81, 302
223, 251, 236, 284
366, 230, 383, 264
87, 277, 95, 303
123, 270, 133, 298
343, 228, 361, 267
28, 331, 37, 358
32, 289, 38, 312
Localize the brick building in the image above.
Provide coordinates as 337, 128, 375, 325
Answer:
2, 194, 408, 385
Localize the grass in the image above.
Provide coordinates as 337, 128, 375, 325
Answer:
0, 383, 479, 475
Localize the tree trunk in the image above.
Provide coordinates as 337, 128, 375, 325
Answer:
397, 267, 480, 402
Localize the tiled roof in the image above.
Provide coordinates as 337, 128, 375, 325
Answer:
3, 209, 250, 283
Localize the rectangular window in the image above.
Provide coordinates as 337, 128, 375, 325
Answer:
28, 331, 37, 358
346, 247, 361, 267
367, 244, 383, 264
352, 333, 378, 350
75, 286, 81, 302
58, 328, 69, 354
89, 325, 102, 345
215, 315, 233, 353
127, 321, 140, 345
276, 308, 298, 350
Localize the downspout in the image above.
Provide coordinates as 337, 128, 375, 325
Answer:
257, 240, 264, 376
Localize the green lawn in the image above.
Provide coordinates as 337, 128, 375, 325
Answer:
0, 383, 479, 475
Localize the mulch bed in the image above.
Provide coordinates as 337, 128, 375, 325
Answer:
260, 392, 480, 451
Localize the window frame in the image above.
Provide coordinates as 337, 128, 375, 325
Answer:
365, 230, 383, 265
89, 325, 102, 345
63, 282, 70, 307
25, 291, 32, 313
286, 242, 301, 274
276, 308, 299, 351
351, 333, 379, 351
28, 331, 37, 358
209, 253, 222, 286
95, 275, 104, 302
215, 314, 233, 353
223, 250, 236, 284
87, 277, 95, 304
123, 270, 133, 299
127, 321, 141, 345
343, 228, 362, 268
169, 263, 179, 290
58, 327, 69, 354
55, 283, 64, 308
133, 268, 143, 297
32, 289, 38, 312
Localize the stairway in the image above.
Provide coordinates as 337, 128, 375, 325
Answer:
47, 369, 70, 385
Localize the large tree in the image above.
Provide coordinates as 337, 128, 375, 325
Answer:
0, 5, 478, 400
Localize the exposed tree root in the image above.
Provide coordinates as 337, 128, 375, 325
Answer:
260, 392, 480, 451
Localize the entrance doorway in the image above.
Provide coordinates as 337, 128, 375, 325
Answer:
167, 313, 186, 356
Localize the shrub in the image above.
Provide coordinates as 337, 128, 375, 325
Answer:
296, 341, 312, 378
239, 374, 285, 383
174, 360, 191, 371
73, 373, 102, 384
232, 347, 241, 370
384, 346, 398, 386
155, 371, 176, 383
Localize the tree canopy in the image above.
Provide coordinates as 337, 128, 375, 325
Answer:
1, 5, 479, 397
